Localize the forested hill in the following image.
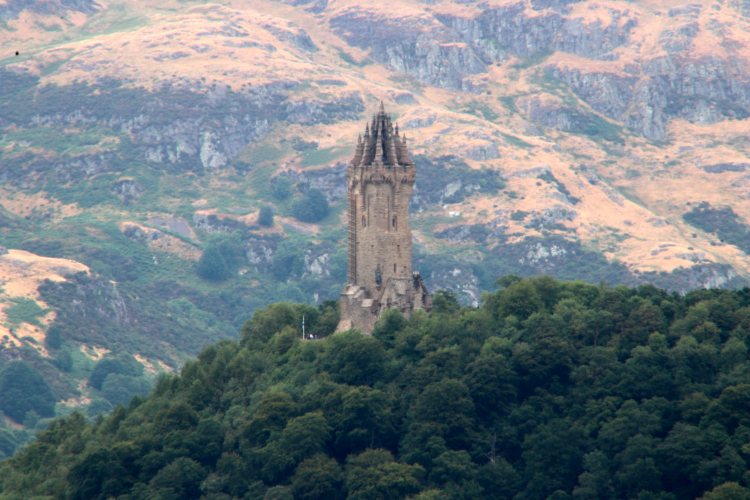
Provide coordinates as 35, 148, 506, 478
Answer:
3, 277, 750, 499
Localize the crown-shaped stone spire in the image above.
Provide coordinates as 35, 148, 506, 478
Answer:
351, 134, 364, 164
351, 103, 413, 167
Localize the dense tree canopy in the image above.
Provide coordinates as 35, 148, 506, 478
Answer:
291, 189, 329, 223
0, 361, 56, 423
4, 277, 750, 499
196, 237, 245, 282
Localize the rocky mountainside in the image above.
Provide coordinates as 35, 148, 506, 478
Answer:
1, 0, 750, 450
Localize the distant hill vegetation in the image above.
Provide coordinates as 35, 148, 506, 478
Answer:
3, 277, 750, 499
4, 0, 750, 453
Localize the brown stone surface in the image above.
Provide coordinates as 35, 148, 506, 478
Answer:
337, 106, 431, 334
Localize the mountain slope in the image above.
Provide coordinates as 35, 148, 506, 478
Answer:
2, 0, 750, 450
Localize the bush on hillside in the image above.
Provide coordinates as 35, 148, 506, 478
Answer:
196, 237, 245, 282
291, 189, 329, 223
258, 205, 274, 227
89, 354, 143, 390
0, 362, 55, 422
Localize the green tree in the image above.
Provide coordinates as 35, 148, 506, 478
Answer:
101, 374, 151, 406
477, 460, 521, 500
315, 300, 340, 338
68, 448, 131, 500
409, 379, 475, 448
241, 302, 314, 344
345, 449, 424, 500
428, 450, 481, 498
329, 386, 394, 457
196, 237, 244, 282
271, 176, 293, 200
572, 451, 614, 499
292, 189, 329, 223
258, 205, 274, 227
322, 331, 386, 386
149, 457, 207, 499
261, 412, 331, 482
0, 361, 55, 422
270, 240, 305, 281
464, 354, 516, 422
372, 309, 407, 348
494, 279, 544, 320
265, 485, 294, 499
53, 349, 74, 372
292, 454, 345, 500
89, 354, 143, 390
242, 390, 297, 447
0, 428, 21, 459
521, 419, 586, 498
196, 243, 233, 281
700, 482, 750, 500
431, 290, 460, 315
45, 324, 63, 349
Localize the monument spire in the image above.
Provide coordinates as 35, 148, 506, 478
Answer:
337, 104, 431, 334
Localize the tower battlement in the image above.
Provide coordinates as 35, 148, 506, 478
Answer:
337, 105, 431, 334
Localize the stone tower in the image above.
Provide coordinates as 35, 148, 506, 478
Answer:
337, 104, 431, 334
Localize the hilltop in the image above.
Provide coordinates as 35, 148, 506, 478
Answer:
3, 278, 750, 498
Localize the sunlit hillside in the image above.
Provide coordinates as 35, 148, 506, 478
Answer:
1, 0, 750, 453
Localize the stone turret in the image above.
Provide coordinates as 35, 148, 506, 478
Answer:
337, 104, 431, 334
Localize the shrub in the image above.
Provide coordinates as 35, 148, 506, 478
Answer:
270, 177, 293, 200
89, 355, 143, 390
196, 237, 244, 282
291, 189, 329, 223
270, 240, 305, 281
101, 374, 151, 407
0, 362, 55, 422
45, 325, 63, 350
53, 349, 74, 372
258, 206, 274, 227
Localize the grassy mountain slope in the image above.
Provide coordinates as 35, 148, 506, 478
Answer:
2, 0, 750, 451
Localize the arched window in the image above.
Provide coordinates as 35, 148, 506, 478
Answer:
392, 215, 397, 229
362, 215, 366, 227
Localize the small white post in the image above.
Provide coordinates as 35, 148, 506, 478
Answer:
302, 314, 305, 340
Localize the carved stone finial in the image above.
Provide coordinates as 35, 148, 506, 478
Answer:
373, 117, 384, 164
400, 133, 412, 165
352, 133, 364, 164
386, 119, 397, 166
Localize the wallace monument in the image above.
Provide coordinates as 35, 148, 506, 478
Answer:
337, 104, 432, 334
